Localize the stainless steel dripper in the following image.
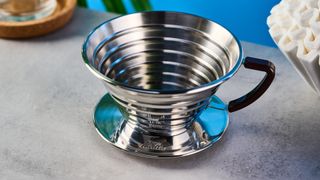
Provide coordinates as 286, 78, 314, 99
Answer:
82, 11, 275, 158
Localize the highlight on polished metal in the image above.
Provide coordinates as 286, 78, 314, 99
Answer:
82, 11, 275, 158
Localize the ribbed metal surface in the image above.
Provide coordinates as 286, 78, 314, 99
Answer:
83, 12, 242, 154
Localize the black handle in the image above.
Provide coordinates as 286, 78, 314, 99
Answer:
228, 57, 275, 112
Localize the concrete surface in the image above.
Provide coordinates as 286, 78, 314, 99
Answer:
0, 8, 319, 180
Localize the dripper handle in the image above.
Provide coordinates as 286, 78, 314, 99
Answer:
228, 57, 275, 112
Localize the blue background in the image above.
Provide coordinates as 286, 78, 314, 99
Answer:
87, 0, 281, 47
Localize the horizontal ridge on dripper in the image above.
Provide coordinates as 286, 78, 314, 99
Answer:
126, 112, 201, 126
126, 119, 194, 135
111, 95, 210, 116
111, 93, 211, 110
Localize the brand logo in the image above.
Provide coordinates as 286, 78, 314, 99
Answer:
138, 141, 166, 151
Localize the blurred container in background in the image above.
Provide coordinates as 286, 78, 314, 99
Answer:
0, 0, 57, 21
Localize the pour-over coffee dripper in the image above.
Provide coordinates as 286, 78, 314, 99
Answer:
82, 11, 275, 158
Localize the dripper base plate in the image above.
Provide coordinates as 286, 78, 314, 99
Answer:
94, 93, 229, 158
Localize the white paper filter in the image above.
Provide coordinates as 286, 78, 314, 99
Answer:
267, 0, 320, 95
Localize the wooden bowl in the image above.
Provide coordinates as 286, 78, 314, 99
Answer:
0, 0, 76, 38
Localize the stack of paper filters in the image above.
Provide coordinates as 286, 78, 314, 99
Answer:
267, 0, 320, 94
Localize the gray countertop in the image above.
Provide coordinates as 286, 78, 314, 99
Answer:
0, 8, 319, 180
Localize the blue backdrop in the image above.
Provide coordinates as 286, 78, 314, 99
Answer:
88, 0, 281, 47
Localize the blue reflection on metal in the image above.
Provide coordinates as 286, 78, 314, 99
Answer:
198, 96, 228, 138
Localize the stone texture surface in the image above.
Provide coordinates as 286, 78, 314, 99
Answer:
0, 8, 319, 180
